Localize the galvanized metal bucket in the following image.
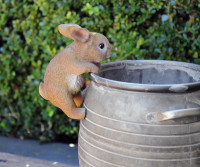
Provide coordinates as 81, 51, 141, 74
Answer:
78, 60, 200, 167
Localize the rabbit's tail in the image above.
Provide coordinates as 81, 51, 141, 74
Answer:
39, 82, 48, 100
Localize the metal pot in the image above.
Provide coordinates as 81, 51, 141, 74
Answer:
78, 60, 200, 167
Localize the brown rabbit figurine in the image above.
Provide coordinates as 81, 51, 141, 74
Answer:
39, 24, 112, 120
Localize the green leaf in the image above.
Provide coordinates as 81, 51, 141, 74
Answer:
136, 37, 144, 49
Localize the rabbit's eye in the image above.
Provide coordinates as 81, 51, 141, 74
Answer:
99, 43, 105, 49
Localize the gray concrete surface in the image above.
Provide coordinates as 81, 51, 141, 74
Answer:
0, 152, 75, 167
0, 136, 79, 167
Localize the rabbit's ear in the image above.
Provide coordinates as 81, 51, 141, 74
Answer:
58, 24, 90, 43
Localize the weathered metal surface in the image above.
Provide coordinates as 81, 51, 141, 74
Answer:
78, 60, 200, 167
147, 108, 200, 123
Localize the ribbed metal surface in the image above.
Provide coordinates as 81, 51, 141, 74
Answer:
78, 60, 200, 167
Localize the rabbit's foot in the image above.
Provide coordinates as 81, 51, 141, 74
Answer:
71, 108, 86, 120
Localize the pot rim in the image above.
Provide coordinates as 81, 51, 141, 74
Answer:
90, 60, 200, 93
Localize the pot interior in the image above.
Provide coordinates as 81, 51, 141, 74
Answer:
100, 61, 200, 85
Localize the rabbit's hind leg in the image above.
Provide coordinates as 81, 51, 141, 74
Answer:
73, 92, 84, 107
73, 80, 91, 107
50, 87, 85, 120
64, 94, 86, 120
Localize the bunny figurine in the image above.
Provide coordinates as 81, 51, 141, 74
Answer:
39, 24, 112, 120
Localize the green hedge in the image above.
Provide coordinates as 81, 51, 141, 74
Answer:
0, 0, 200, 142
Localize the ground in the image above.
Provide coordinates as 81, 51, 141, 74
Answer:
0, 136, 79, 167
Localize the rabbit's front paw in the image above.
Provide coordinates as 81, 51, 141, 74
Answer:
88, 63, 100, 74
91, 65, 100, 74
